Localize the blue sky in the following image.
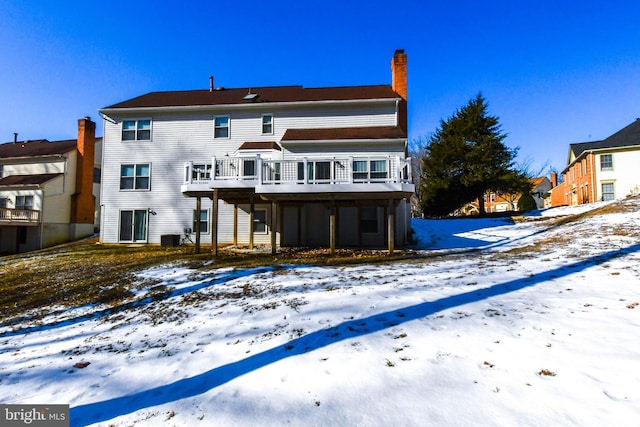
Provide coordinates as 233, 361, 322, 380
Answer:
1, 0, 638, 174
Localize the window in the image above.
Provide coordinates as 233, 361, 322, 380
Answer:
360, 207, 378, 233
122, 119, 151, 141
602, 182, 615, 201
93, 167, 101, 184
353, 160, 368, 181
352, 160, 389, 182
214, 116, 230, 138
119, 209, 148, 242
243, 159, 256, 177
193, 209, 209, 234
600, 154, 613, 171
261, 114, 273, 134
192, 164, 211, 181
120, 164, 150, 190
254, 209, 267, 233
370, 160, 387, 180
0, 198, 8, 208
15, 195, 34, 210
314, 162, 331, 181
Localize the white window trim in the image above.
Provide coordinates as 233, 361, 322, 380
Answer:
261, 113, 274, 135
121, 118, 152, 142
214, 115, 230, 139
600, 153, 613, 171
254, 209, 268, 234
119, 163, 152, 191
193, 208, 210, 234
118, 209, 149, 243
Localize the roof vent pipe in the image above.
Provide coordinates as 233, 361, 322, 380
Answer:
209, 76, 214, 92
13, 133, 18, 143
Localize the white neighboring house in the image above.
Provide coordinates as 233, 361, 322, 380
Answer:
549, 118, 640, 207
98, 51, 414, 252
0, 117, 101, 255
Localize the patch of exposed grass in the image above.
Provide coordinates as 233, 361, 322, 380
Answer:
0, 239, 421, 325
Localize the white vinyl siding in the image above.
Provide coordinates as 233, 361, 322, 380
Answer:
99, 99, 402, 245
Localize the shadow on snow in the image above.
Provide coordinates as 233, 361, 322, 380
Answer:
70, 242, 640, 427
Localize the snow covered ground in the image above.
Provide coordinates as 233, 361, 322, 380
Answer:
1, 198, 639, 426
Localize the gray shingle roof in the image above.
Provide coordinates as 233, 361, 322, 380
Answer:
570, 118, 640, 158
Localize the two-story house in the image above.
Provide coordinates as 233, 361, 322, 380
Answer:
98, 51, 414, 253
549, 118, 640, 206
0, 117, 101, 254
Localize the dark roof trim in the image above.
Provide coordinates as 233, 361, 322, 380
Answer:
281, 126, 407, 142
0, 139, 77, 159
0, 173, 63, 187
238, 141, 281, 151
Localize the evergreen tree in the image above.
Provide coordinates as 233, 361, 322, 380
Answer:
419, 94, 531, 217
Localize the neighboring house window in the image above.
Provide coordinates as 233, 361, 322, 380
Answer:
254, 209, 267, 233
602, 182, 615, 201
122, 119, 151, 141
600, 154, 613, 171
193, 209, 209, 234
119, 209, 148, 242
93, 167, 101, 184
0, 164, 3, 178
214, 116, 230, 138
0, 197, 8, 208
120, 164, 150, 190
360, 207, 378, 233
261, 114, 273, 135
15, 195, 34, 210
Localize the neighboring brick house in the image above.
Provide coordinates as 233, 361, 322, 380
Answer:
0, 118, 101, 254
481, 176, 552, 213
98, 51, 414, 253
548, 118, 640, 206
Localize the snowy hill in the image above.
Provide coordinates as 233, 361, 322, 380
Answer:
1, 198, 639, 426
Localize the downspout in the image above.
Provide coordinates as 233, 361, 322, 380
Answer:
38, 185, 44, 250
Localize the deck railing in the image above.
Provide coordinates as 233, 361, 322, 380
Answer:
183, 155, 412, 187
0, 208, 40, 224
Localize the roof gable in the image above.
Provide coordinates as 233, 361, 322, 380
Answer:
103, 85, 400, 110
0, 139, 77, 158
569, 118, 640, 158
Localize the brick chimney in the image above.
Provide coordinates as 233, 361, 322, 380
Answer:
550, 172, 558, 188
70, 117, 96, 224
391, 49, 407, 101
391, 49, 408, 133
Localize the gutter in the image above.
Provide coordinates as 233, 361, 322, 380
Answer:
98, 97, 400, 116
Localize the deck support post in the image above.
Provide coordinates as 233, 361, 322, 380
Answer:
388, 198, 395, 254
212, 189, 219, 256
330, 200, 336, 255
195, 196, 201, 254
249, 193, 254, 250
271, 201, 277, 255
